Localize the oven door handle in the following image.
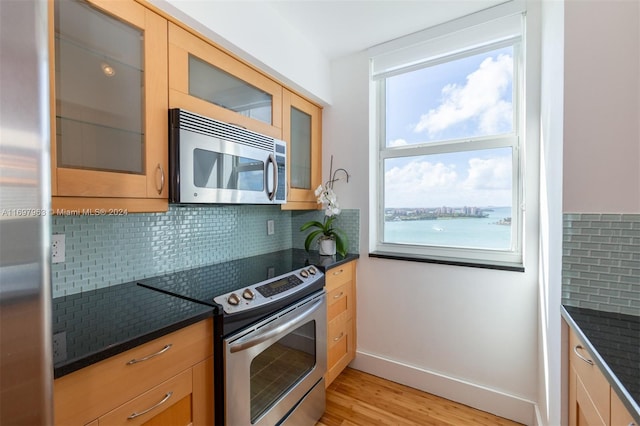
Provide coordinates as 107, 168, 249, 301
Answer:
229, 296, 324, 353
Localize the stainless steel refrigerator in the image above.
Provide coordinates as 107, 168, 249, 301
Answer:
0, 0, 53, 424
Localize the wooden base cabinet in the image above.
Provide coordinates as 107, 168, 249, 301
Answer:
611, 389, 637, 426
568, 327, 636, 426
54, 320, 213, 426
325, 261, 356, 387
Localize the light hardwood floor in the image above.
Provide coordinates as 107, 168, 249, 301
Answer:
317, 368, 523, 426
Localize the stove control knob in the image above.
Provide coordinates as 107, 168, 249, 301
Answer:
227, 293, 240, 306
308, 267, 317, 275
242, 288, 255, 300
300, 269, 309, 278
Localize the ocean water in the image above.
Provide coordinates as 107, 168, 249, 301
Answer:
384, 206, 512, 250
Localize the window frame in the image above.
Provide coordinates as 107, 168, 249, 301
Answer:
371, 29, 525, 269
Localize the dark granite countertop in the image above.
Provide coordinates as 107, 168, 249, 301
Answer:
293, 248, 359, 272
561, 305, 640, 423
52, 281, 214, 378
52, 249, 358, 379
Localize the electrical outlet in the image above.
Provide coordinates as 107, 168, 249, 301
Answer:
52, 331, 67, 364
267, 220, 275, 235
52, 234, 65, 263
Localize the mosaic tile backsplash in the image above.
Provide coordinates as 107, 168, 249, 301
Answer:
562, 213, 640, 316
52, 206, 359, 297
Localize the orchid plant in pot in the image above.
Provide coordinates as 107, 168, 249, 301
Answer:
300, 159, 349, 257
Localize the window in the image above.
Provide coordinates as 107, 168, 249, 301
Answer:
371, 11, 525, 269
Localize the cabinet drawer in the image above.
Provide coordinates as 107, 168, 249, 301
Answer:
328, 312, 348, 350
326, 316, 354, 386
569, 329, 610, 423
327, 280, 353, 322
326, 263, 353, 290
99, 368, 192, 426
54, 319, 212, 425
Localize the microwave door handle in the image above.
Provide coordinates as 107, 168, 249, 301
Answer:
267, 153, 277, 201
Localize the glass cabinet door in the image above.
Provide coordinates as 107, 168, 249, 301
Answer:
168, 23, 283, 140
189, 55, 273, 126
51, 0, 168, 204
282, 89, 322, 209
55, 0, 143, 174
290, 107, 312, 190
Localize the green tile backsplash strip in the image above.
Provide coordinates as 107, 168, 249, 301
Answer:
51, 205, 292, 297
562, 213, 640, 316
291, 209, 360, 253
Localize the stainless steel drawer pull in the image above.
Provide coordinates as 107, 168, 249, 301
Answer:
156, 163, 165, 195
333, 292, 344, 299
573, 345, 594, 365
332, 269, 344, 276
126, 344, 172, 365
127, 391, 173, 419
333, 332, 344, 342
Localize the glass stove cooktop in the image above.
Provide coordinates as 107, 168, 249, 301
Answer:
137, 249, 313, 308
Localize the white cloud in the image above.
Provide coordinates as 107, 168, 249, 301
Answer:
385, 160, 458, 206
414, 54, 513, 137
384, 154, 512, 207
462, 156, 512, 190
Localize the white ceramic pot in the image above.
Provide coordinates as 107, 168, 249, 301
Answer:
318, 237, 336, 256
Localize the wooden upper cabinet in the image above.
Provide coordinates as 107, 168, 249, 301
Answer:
167, 23, 282, 139
281, 89, 322, 210
50, 0, 169, 212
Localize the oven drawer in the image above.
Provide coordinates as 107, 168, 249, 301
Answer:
54, 319, 213, 425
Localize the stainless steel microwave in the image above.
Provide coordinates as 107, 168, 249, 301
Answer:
169, 109, 286, 204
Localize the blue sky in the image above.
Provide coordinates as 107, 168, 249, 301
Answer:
384, 46, 514, 209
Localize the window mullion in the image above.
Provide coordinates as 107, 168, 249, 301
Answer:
381, 135, 517, 159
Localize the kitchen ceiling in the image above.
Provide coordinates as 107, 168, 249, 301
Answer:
265, 0, 510, 60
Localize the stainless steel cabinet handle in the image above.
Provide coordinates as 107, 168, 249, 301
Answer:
127, 391, 173, 419
573, 345, 594, 365
333, 332, 344, 342
126, 344, 172, 365
333, 291, 344, 299
156, 163, 165, 195
332, 269, 344, 276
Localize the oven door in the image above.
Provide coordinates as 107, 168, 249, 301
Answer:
224, 292, 327, 426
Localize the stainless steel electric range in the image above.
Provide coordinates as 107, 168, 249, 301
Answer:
138, 250, 326, 426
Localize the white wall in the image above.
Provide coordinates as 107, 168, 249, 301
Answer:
537, 1, 565, 425
142, 0, 559, 424
149, 0, 333, 105
563, 0, 640, 214
323, 9, 541, 425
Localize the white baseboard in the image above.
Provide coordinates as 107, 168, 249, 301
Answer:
533, 404, 544, 426
350, 350, 538, 426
